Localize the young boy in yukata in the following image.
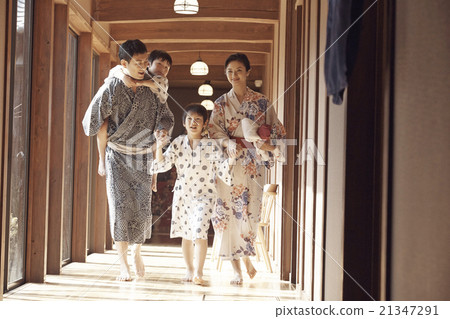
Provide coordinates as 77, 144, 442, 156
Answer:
97, 50, 172, 191
152, 104, 235, 285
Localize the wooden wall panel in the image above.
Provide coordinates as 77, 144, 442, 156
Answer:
342, 0, 383, 300
313, 0, 329, 301
72, 32, 92, 262
297, 0, 309, 296
390, 0, 450, 301
283, 0, 329, 301
0, 0, 9, 299
47, 3, 69, 275
280, 0, 296, 282
26, 0, 54, 283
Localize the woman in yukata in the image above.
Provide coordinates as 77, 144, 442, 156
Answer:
152, 104, 234, 285
208, 53, 286, 285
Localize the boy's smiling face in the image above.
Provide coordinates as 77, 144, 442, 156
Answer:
121, 52, 149, 80
148, 58, 171, 77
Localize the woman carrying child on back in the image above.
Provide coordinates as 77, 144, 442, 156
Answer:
152, 104, 234, 285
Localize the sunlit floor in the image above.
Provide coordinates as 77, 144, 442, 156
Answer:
3, 244, 300, 301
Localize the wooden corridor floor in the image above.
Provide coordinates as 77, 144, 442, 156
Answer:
3, 244, 301, 301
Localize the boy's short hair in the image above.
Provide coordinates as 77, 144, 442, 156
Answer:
148, 50, 173, 67
183, 103, 208, 123
119, 39, 148, 62
224, 53, 251, 71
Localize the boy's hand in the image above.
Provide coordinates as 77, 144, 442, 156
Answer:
154, 129, 170, 148
122, 74, 137, 88
136, 79, 157, 90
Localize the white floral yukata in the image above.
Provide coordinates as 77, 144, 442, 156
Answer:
151, 135, 233, 240
82, 78, 174, 244
208, 87, 286, 260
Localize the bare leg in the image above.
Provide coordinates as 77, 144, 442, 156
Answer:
115, 241, 132, 281
230, 258, 243, 285
181, 239, 194, 282
131, 244, 145, 278
242, 256, 257, 279
151, 173, 158, 192
192, 239, 207, 285
97, 121, 108, 176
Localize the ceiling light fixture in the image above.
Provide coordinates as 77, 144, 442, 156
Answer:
190, 53, 209, 76
198, 81, 213, 96
174, 0, 199, 15
201, 99, 214, 110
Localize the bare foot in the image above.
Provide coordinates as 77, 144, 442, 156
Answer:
133, 254, 145, 278
181, 271, 193, 283
245, 263, 257, 279
193, 276, 206, 286
98, 160, 106, 176
230, 274, 243, 285
243, 257, 257, 279
132, 245, 145, 278
117, 264, 132, 281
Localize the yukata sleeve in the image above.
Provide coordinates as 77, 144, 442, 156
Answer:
215, 158, 233, 186
155, 99, 174, 135
151, 76, 169, 104
151, 139, 178, 174
265, 99, 287, 164
82, 82, 114, 136
208, 139, 233, 186
106, 65, 123, 82
208, 99, 230, 146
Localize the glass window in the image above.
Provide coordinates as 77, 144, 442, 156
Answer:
6, 0, 33, 289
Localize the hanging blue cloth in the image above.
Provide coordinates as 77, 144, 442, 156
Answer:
324, 0, 352, 105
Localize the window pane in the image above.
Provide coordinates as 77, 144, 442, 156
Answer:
7, 0, 33, 287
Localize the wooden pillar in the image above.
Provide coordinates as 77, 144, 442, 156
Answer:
47, 3, 68, 275
92, 53, 110, 253
72, 32, 92, 262
280, 0, 299, 283
26, 0, 54, 283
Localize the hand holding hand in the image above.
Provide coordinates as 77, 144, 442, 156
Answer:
225, 139, 237, 159
154, 129, 169, 148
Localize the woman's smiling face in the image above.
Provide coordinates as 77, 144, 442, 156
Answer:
225, 60, 250, 87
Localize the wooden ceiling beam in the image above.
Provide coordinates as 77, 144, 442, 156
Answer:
94, 0, 279, 22
169, 51, 267, 66
110, 21, 274, 42
167, 65, 264, 83
144, 42, 271, 54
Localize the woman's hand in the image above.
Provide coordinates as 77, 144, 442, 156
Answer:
255, 139, 276, 151
224, 139, 238, 159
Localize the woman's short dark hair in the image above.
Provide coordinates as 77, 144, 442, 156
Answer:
119, 39, 148, 62
224, 53, 251, 71
149, 50, 173, 67
182, 103, 208, 123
